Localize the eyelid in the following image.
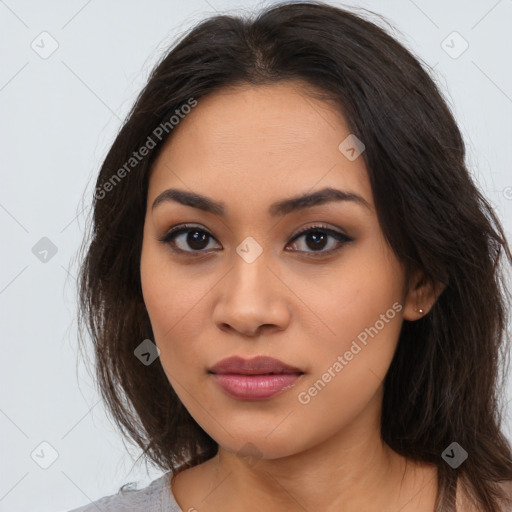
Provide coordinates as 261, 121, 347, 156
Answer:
158, 222, 353, 257
157, 223, 219, 257
290, 223, 350, 242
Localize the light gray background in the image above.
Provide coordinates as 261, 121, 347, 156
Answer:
1, 1, 511, 511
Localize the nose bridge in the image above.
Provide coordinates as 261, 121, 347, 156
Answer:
213, 241, 289, 335
229, 241, 272, 299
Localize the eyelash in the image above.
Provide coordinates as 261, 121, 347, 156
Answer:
157, 223, 353, 259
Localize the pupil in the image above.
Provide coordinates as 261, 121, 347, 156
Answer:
188, 230, 208, 250
307, 232, 327, 250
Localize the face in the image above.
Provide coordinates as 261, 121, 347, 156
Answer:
140, 81, 414, 460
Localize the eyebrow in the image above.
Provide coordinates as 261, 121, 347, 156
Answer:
151, 186, 372, 216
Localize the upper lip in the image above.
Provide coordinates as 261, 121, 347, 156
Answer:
208, 356, 304, 375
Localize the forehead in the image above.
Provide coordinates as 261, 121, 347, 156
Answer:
148, 81, 373, 215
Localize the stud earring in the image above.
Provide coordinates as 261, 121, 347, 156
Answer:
416, 307, 424, 314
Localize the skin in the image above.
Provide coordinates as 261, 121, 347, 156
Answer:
140, 81, 447, 512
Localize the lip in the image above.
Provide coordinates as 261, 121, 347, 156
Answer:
209, 355, 304, 375
208, 356, 305, 401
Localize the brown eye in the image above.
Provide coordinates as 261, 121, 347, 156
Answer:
159, 225, 220, 254
286, 224, 353, 256
158, 223, 353, 258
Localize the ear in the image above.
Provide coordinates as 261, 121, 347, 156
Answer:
402, 268, 447, 321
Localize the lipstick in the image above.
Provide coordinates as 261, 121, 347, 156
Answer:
208, 355, 304, 401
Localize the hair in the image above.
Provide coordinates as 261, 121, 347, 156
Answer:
77, 1, 512, 510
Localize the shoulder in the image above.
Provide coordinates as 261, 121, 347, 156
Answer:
65, 472, 177, 512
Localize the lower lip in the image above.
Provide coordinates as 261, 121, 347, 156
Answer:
210, 373, 303, 400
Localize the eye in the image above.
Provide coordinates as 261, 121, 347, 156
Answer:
158, 223, 353, 257
158, 224, 220, 255
286, 224, 353, 257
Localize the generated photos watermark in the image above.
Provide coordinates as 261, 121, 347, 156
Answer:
94, 97, 198, 200
297, 301, 403, 405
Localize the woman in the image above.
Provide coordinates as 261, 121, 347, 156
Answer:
70, 1, 512, 510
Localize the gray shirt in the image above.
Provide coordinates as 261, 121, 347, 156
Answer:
67, 472, 183, 512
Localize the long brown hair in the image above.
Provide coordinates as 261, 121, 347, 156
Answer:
77, 2, 512, 510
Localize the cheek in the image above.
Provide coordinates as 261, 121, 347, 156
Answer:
141, 240, 197, 329
296, 245, 404, 414
294, 310, 402, 443
140, 246, 216, 378
309, 248, 403, 348
140, 270, 202, 395
139, 234, 227, 435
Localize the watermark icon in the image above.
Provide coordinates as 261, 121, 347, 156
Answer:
503, 186, 512, 200
31, 31, 59, 59
297, 301, 403, 404
134, 339, 160, 366
237, 441, 263, 468
236, 236, 263, 263
338, 134, 365, 161
441, 31, 469, 59
442, 442, 468, 468
31, 441, 59, 469
32, 237, 58, 263
94, 97, 198, 200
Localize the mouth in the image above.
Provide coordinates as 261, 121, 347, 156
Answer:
208, 355, 305, 400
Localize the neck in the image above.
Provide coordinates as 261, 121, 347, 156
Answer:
173, 389, 437, 511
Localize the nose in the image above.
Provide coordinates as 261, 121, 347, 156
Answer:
212, 254, 291, 337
